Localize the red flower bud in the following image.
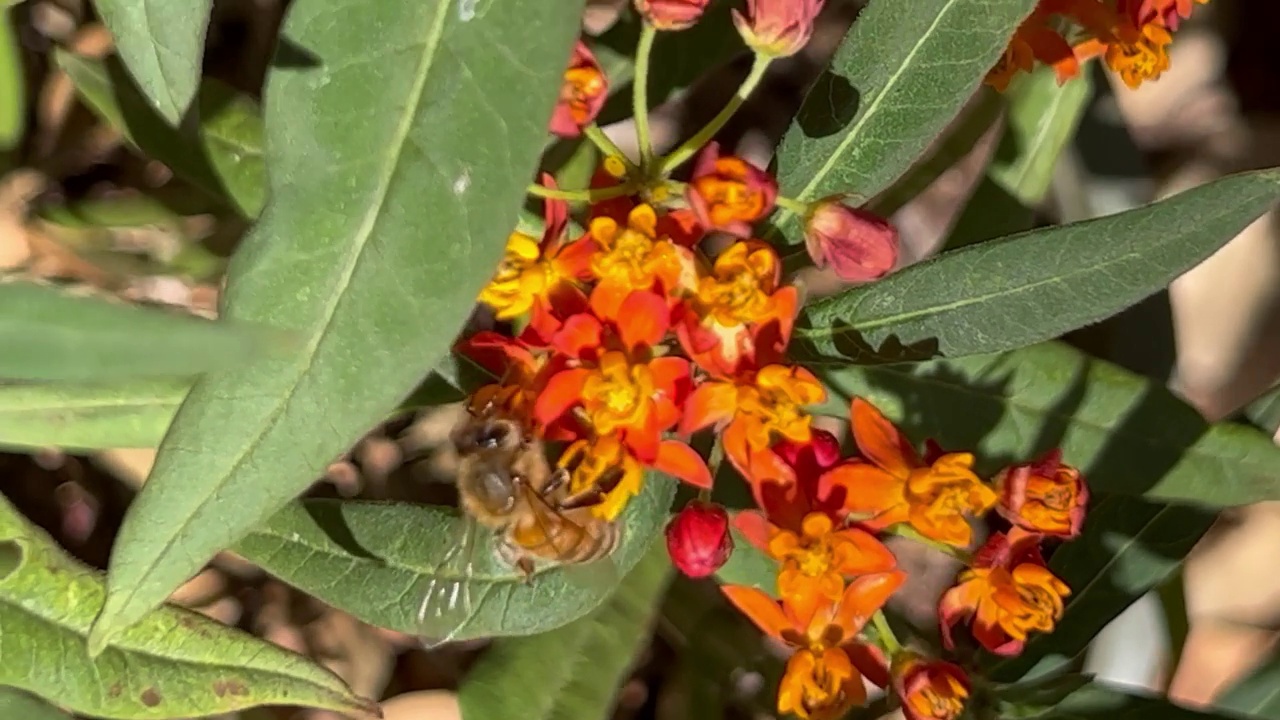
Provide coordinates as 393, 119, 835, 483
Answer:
993, 449, 1089, 539
803, 199, 899, 282
732, 0, 825, 59
549, 41, 608, 138
665, 500, 733, 578
635, 0, 711, 31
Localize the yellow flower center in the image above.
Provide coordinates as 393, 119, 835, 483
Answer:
581, 351, 655, 436
590, 205, 670, 293
695, 242, 776, 327
910, 685, 967, 720
1105, 22, 1171, 88
562, 66, 605, 123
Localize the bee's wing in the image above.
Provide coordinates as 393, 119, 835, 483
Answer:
558, 553, 621, 596
519, 483, 622, 591
415, 516, 484, 648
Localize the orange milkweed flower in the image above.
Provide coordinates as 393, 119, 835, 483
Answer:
675, 240, 799, 377
1103, 8, 1173, 88
455, 331, 560, 430
549, 41, 608, 138
732, 0, 825, 59
477, 177, 596, 322
686, 142, 778, 238
682, 364, 826, 487
587, 204, 700, 319
891, 653, 970, 720
821, 398, 997, 548
993, 449, 1089, 539
939, 530, 1071, 656
635, 0, 711, 31
769, 512, 899, 616
555, 433, 647, 521
724, 572, 904, 720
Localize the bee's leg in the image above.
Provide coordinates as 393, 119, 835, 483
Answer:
494, 533, 534, 582
558, 464, 625, 511
516, 557, 536, 584
541, 467, 570, 496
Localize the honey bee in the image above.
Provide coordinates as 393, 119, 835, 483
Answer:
415, 398, 623, 644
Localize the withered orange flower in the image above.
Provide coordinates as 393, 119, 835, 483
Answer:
822, 398, 996, 548
682, 363, 826, 487
635, 0, 711, 31
732, 0, 824, 59
939, 530, 1071, 656
985, 6, 1080, 92
891, 653, 970, 720
686, 143, 777, 238
549, 41, 608, 138
587, 203, 699, 319
803, 199, 899, 282
724, 572, 904, 720
477, 176, 595, 322
676, 240, 799, 377
993, 449, 1088, 539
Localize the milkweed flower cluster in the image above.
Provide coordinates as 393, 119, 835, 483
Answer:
454, 2, 1102, 718
720, 400, 1090, 719
986, 0, 1210, 91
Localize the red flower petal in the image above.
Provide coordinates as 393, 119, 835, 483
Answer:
551, 313, 603, 360
654, 439, 713, 488
616, 290, 671, 350
680, 381, 737, 435
533, 368, 591, 428
731, 509, 771, 552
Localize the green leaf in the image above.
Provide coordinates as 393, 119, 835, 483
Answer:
1030, 683, 1230, 719
770, 0, 1037, 238
0, 282, 281, 382
457, 540, 671, 720
55, 50, 265, 216
793, 169, 1280, 364
0, 492, 376, 719
0, 380, 187, 451
90, 0, 587, 651
0, 688, 73, 720
93, 0, 212, 125
715, 526, 778, 596
988, 494, 1216, 681
235, 475, 674, 640
1217, 648, 1280, 716
1245, 384, 1280, 435
815, 340, 1280, 505
990, 67, 1093, 205
0, 5, 24, 152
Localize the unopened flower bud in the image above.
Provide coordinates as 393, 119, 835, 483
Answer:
549, 41, 608, 138
732, 0, 825, 59
665, 500, 733, 578
635, 0, 711, 31
804, 199, 899, 282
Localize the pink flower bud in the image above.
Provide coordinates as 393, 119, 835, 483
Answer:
803, 199, 899, 282
665, 500, 733, 578
635, 0, 711, 31
732, 0, 825, 59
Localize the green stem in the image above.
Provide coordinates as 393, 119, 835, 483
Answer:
582, 123, 638, 174
774, 194, 808, 215
871, 610, 902, 656
633, 23, 658, 168
658, 53, 773, 175
527, 182, 637, 203
885, 524, 972, 563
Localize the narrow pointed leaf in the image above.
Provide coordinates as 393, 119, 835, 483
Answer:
770, 0, 1037, 238
93, 0, 212, 125
458, 541, 672, 720
235, 475, 674, 640
0, 380, 188, 450
815, 340, 1280, 505
1028, 683, 1230, 719
55, 50, 265, 216
988, 494, 1215, 681
91, 0, 586, 651
0, 5, 23, 152
0, 282, 279, 382
793, 169, 1280, 364
0, 493, 376, 719
989, 66, 1093, 205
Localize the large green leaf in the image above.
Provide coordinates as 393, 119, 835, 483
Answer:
1026, 683, 1230, 719
0, 492, 375, 719
55, 51, 265, 216
770, 0, 1037, 238
0, 5, 23, 152
988, 494, 1216, 681
941, 174, 1035, 251
1215, 650, 1280, 717
93, 0, 212, 126
456, 540, 671, 720
89, 0, 586, 651
793, 169, 1280, 364
236, 475, 673, 640
0, 282, 279, 382
0, 688, 72, 720
815, 340, 1280, 504
989, 66, 1093, 205
0, 380, 187, 450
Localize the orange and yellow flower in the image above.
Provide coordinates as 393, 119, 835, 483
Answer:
724, 571, 904, 720
769, 512, 899, 615
682, 363, 826, 487
985, 3, 1080, 92
686, 142, 777, 238
993, 449, 1089, 539
587, 203, 699, 318
939, 530, 1071, 656
891, 653, 971, 720
822, 398, 996, 548
549, 41, 608, 138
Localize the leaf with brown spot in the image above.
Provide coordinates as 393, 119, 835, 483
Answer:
0, 492, 378, 719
